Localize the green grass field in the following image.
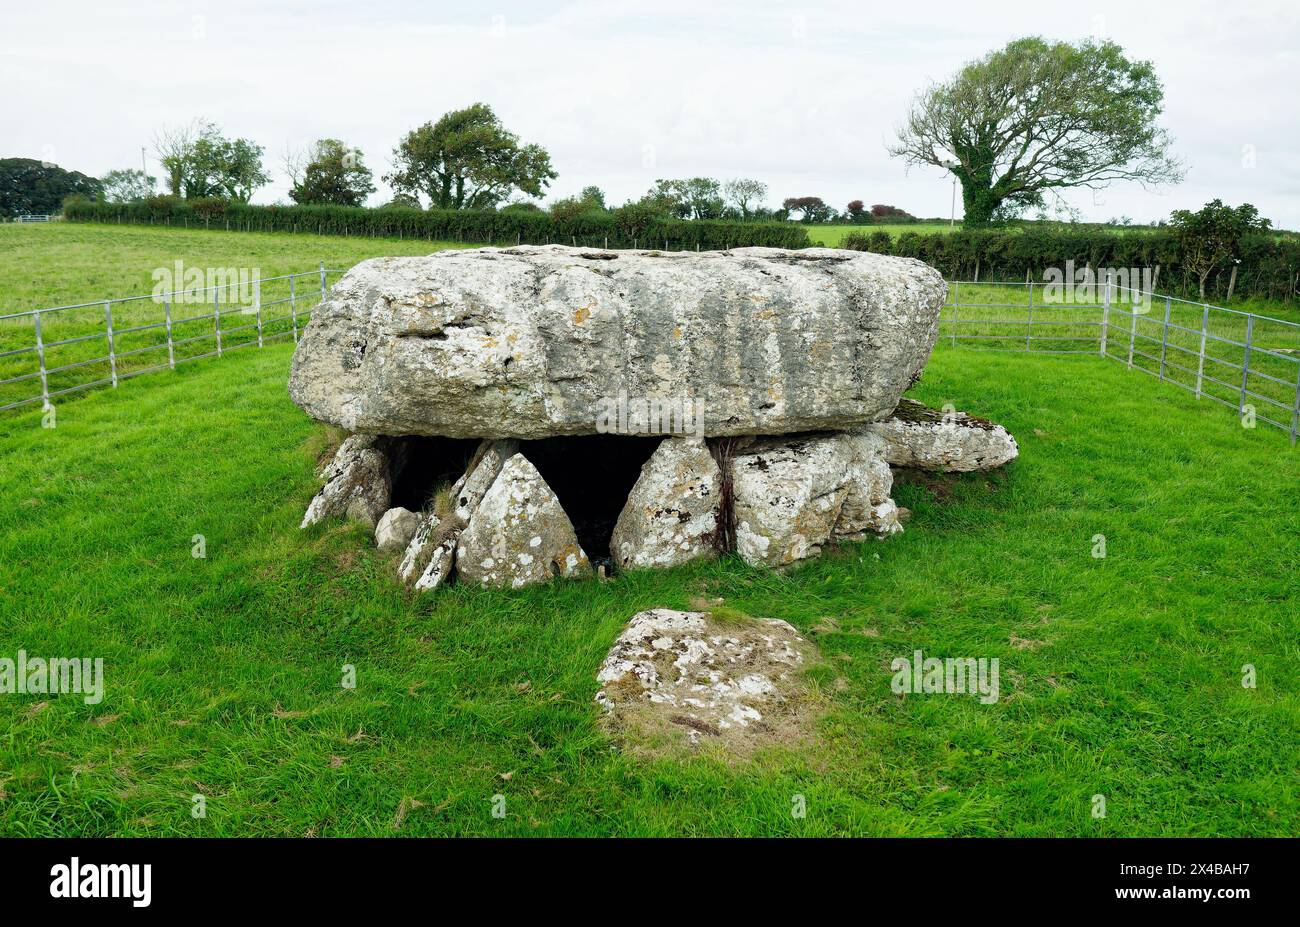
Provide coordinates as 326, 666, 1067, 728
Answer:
0, 223, 1296, 836
0, 224, 474, 411
806, 223, 956, 246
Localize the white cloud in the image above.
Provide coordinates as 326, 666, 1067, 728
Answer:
4, 0, 1298, 227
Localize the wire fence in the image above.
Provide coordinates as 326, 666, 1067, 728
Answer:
3, 266, 1297, 445
0, 265, 344, 413
942, 278, 1300, 444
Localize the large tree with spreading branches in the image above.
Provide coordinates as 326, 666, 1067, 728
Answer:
889, 37, 1183, 226
385, 103, 556, 210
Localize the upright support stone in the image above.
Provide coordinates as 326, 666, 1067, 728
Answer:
399, 439, 518, 590
730, 434, 858, 569
610, 437, 721, 571
456, 454, 592, 588
301, 435, 394, 529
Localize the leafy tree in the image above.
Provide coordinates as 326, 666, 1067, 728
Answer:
578, 185, 607, 209
1169, 200, 1271, 298
192, 133, 268, 202
782, 196, 831, 222
613, 202, 661, 241
890, 37, 1183, 226
638, 182, 688, 219
846, 200, 866, 222
289, 139, 375, 206
723, 178, 768, 219
642, 178, 725, 220
0, 158, 101, 217
100, 168, 156, 203
379, 193, 423, 209
155, 121, 268, 202
154, 120, 202, 197
550, 186, 607, 222
386, 103, 557, 210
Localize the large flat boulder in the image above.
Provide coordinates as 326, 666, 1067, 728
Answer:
288, 245, 945, 439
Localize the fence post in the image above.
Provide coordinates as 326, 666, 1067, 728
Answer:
104, 301, 118, 387
164, 297, 175, 369
951, 281, 959, 347
1101, 272, 1112, 359
34, 310, 49, 408
213, 288, 222, 357
1025, 282, 1034, 351
1157, 296, 1172, 380
1290, 364, 1299, 446
290, 274, 299, 343
1239, 314, 1254, 412
255, 284, 264, 349
1194, 304, 1209, 398
1125, 282, 1139, 367
319, 261, 327, 302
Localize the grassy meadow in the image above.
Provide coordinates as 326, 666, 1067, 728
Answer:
0, 224, 1296, 836
805, 223, 956, 245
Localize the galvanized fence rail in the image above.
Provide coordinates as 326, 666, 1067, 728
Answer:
3, 267, 1297, 445
940, 277, 1300, 444
0, 264, 343, 413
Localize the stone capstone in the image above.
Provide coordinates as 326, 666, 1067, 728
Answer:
863, 398, 1019, 472
455, 453, 592, 588
301, 435, 393, 530
609, 438, 721, 571
287, 245, 946, 440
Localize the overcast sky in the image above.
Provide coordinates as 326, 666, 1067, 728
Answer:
5, 0, 1298, 227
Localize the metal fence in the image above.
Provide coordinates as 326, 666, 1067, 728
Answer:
0, 265, 343, 413
942, 278, 1300, 444
3, 267, 1298, 445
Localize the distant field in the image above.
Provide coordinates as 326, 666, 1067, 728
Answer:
0, 224, 469, 411
805, 223, 957, 245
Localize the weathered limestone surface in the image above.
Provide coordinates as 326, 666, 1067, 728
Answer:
595, 608, 810, 746
731, 432, 904, 568
456, 454, 592, 588
863, 398, 1019, 472
610, 438, 721, 571
301, 435, 393, 529
374, 506, 420, 552
834, 432, 904, 540
731, 434, 857, 568
288, 245, 946, 439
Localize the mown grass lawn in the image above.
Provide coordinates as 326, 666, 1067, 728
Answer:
0, 337, 1295, 836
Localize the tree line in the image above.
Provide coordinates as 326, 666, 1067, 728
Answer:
2, 102, 913, 225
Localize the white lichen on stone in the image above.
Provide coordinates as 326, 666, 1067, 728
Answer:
610, 437, 721, 571
595, 608, 812, 748
455, 454, 592, 588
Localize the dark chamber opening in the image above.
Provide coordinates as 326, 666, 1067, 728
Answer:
390, 436, 481, 512
519, 434, 662, 564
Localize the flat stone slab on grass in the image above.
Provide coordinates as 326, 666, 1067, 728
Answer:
596, 607, 819, 755
863, 398, 1019, 472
